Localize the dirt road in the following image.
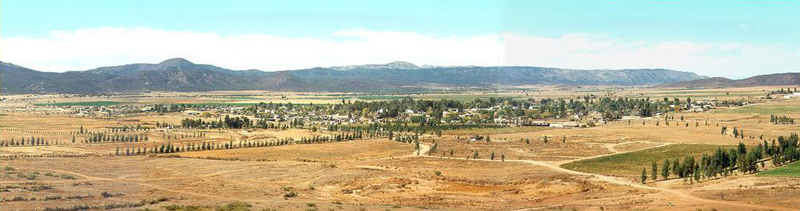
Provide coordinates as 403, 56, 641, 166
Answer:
414, 142, 795, 211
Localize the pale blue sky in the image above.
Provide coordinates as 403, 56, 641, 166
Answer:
2, 0, 798, 78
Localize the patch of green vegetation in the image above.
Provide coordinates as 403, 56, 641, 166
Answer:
646, 93, 763, 99
562, 144, 735, 177
297, 93, 530, 102
713, 104, 800, 115
220, 96, 259, 100
446, 126, 551, 135
179, 102, 262, 106
35, 101, 125, 106
757, 161, 800, 178
162, 202, 252, 211
356, 95, 411, 100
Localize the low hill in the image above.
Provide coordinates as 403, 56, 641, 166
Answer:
661, 73, 799, 88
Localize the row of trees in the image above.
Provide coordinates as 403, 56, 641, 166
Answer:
0, 128, 71, 136
0, 137, 59, 147
180, 115, 253, 129
109, 125, 151, 133
721, 126, 746, 139
327, 122, 504, 138
121, 132, 369, 156
770, 114, 795, 124
768, 87, 796, 95
161, 132, 205, 140
82, 134, 149, 143
643, 134, 799, 184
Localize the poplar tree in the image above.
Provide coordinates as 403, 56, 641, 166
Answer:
641, 168, 647, 184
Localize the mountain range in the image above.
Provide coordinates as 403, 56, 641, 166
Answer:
661, 73, 799, 88
0, 58, 714, 94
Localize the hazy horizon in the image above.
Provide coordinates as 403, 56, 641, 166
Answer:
6, 57, 797, 80
2, 0, 798, 79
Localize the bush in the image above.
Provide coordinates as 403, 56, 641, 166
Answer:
100, 191, 115, 198
163, 205, 206, 211
282, 187, 297, 198
216, 201, 252, 211
283, 190, 297, 198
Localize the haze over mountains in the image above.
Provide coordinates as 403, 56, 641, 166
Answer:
0, 58, 770, 94
661, 73, 800, 88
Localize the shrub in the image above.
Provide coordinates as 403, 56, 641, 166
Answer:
101, 191, 114, 198
163, 205, 206, 211
283, 190, 297, 198
216, 201, 252, 211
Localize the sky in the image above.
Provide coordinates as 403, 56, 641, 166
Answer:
1, 0, 798, 79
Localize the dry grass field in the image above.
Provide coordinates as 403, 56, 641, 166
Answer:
1, 87, 798, 211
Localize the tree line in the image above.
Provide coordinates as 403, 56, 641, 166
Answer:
643, 134, 799, 184
113, 131, 369, 156
0, 137, 63, 147
770, 114, 795, 125
82, 134, 149, 144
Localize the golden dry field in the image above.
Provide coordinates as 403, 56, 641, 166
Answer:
1, 87, 798, 211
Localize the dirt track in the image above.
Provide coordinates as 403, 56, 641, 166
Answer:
414, 142, 796, 211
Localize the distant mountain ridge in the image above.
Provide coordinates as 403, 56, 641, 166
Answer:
2, 58, 707, 94
661, 73, 799, 88
330, 61, 421, 70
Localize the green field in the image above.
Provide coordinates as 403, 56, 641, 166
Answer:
296, 93, 530, 101
180, 102, 327, 106
562, 144, 735, 177
713, 103, 800, 115
220, 96, 259, 100
297, 95, 412, 100
757, 161, 800, 178
36, 101, 125, 106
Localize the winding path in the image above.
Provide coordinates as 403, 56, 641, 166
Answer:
412, 142, 795, 211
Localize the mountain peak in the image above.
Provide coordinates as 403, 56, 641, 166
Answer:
159, 58, 195, 66
329, 61, 420, 70
384, 61, 419, 69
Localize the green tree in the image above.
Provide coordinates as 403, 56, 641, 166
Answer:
651, 161, 658, 181
641, 168, 647, 184
672, 158, 681, 178
661, 160, 670, 180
